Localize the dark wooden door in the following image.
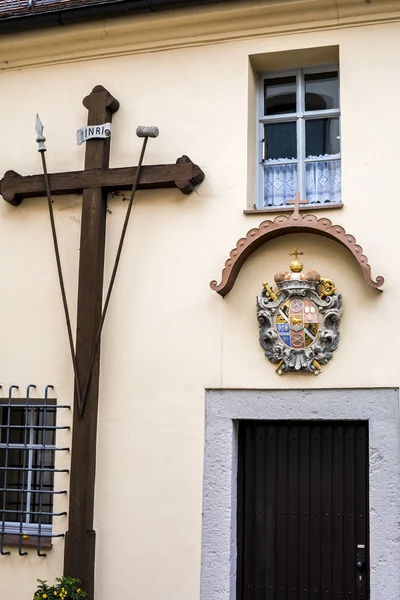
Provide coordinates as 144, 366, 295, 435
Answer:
237, 421, 369, 600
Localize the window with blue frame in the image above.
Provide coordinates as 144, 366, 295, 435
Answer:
258, 66, 341, 209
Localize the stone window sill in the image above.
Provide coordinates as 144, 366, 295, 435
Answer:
244, 203, 343, 215
2, 534, 53, 550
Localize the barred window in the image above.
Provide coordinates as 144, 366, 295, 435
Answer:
0, 387, 69, 554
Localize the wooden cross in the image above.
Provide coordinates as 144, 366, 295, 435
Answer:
286, 191, 308, 216
0, 85, 204, 600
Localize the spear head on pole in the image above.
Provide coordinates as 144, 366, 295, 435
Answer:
35, 114, 46, 152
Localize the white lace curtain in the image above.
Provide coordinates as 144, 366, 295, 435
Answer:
263, 158, 341, 207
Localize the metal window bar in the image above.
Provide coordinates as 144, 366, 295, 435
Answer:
1, 0, 70, 7
0, 488, 66, 494
1, 509, 67, 516
38, 385, 49, 556
0, 425, 68, 430
0, 0, 100, 14
0, 386, 15, 555
0, 467, 69, 472
0, 385, 70, 556
17, 385, 31, 555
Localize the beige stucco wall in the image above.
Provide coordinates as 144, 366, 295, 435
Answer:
0, 4, 398, 599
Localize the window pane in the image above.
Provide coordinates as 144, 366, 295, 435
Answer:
305, 71, 339, 111
306, 118, 340, 158
32, 408, 56, 446
264, 76, 296, 115
31, 493, 53, 525
31, 450, 54, 524
1, 491, 24, 523
30, 449, 55, 524
264, 122, 297, 161
10, 408, 27, 444
306, 159, 341, 205
263, 164, 298, 207
0, 448, 28, 523
0, 407, 24, 445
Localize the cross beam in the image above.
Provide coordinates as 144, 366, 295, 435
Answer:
0, 156, 204, 206
0, 85, 204, 600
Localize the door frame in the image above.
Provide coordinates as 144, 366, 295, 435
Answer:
201, 389, 400, 600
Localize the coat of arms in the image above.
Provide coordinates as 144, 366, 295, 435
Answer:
257, 249, 342, 375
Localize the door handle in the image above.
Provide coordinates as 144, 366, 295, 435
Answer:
356, 544, 367, 588
356, 545, 366, 570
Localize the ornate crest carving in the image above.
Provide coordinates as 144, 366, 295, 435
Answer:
257, 249, 342, 375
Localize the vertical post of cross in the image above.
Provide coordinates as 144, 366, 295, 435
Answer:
63, 86, 119, 600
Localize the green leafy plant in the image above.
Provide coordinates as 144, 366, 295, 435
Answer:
33, 577, 87, 600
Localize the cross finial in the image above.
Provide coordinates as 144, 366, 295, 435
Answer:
289, 248, 303, 261
289, 247, 304, 273
286, 192, 308, 216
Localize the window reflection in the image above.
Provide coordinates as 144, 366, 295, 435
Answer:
306, 118, 340, 158
305, 71, 339, 111
264, 76, 296, 115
